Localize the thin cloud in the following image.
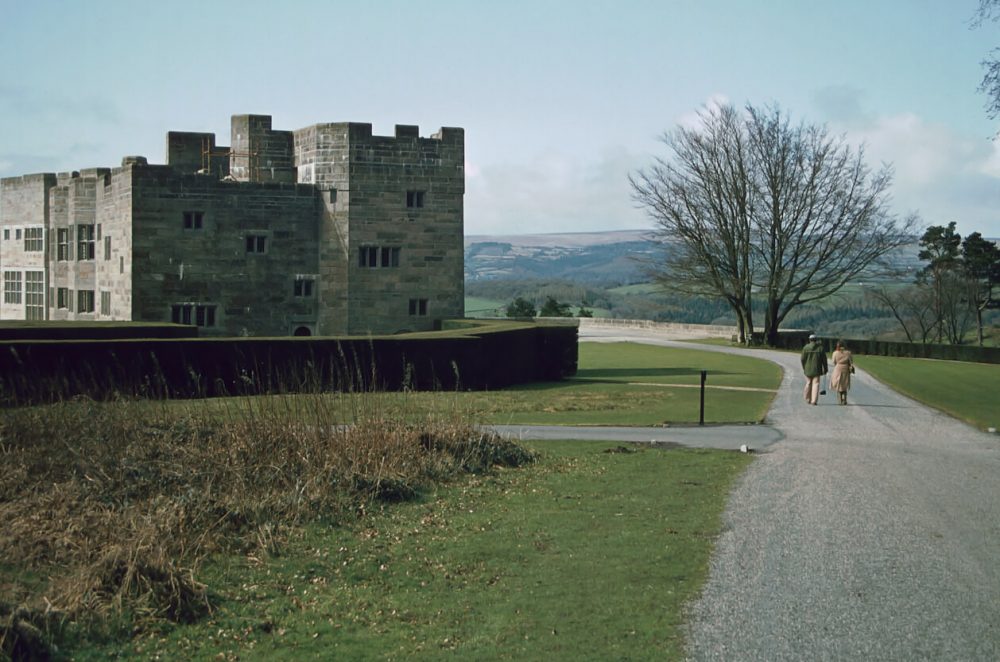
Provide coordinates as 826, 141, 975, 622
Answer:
466, 147, 649, 235
0, 84, 121, 124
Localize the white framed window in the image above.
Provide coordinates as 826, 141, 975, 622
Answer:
57, 287, 69, 309
4, 271, 22, 304
57, 228, 69, 261
294, 278, 315, 297
25, 271, 44, 320
358, 246, 377, 267
380, 246, 400, 267
77, 225, 95, 260
171, 303, 217, 327
183, 211, 204, 230
77, 289, 95, 313
359, 246, 400, 268
245, 234, 267, 254
23, 227, 43, 252
100, 290, 111, 316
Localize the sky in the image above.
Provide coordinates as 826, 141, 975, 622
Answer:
1, 0, 999, 238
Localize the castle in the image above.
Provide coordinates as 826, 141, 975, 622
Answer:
0, 114, 465, 336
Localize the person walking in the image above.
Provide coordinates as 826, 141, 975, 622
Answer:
829, 340, 855, 405
800, 333, 828, 405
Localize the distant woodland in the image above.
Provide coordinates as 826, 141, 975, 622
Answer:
464, 231, 998, 345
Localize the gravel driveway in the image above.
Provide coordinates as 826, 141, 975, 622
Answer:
580, 327, 1000, 661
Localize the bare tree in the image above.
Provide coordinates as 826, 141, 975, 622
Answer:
973, 0, 1000, 119
866, 285, 940, 343
631, 102, 918, 345
631, 104, 756, 342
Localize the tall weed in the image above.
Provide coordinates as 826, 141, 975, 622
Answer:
0, 386, 533, 658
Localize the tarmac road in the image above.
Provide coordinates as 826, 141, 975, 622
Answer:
547, 326, 1000, 660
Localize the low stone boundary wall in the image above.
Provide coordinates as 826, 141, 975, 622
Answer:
577, 317, 737, 338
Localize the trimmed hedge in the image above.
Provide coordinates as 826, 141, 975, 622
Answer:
818, 337, 1000, 364
0, 322, 198, 341
759, 329, 1000, 364
0, 320, 578, 405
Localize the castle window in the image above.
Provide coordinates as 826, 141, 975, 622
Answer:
408, 298, 428, 316
57, 229, 69, 261
171, 303, 217, 327
104, 235, 111, 260
3, 271, 22, 304
77, 225, 95, 260
294, 278, 314, 297
100, 291, 111, 316
245, 234, 267, 254
23, 227, 43, 252
380, 246, 401, 267
77, 289, 95, 313
359, 246, 378, 268
183, 211, 204, 230
406, 190, 425, 208
2, 229, 8, 240
57, 287, 69, 309
25, 271, 44, 320
15, 229, 21, 240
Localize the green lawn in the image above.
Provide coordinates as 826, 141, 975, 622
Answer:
81, 441, 751, 661
856, 355, 1000, 431
20, 341, 777, 659
182, 342, 782, 427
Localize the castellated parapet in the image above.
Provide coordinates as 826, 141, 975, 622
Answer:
0, 114, 465, 336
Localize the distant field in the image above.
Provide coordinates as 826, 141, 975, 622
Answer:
465, 296, 506, 317
464, 297, 612, 319
608, 283, 662, 295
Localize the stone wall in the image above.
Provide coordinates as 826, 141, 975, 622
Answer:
128, 164, 320, 336
0, 173, 55, 319
166, 131, 230, 178
0, 113, 466, 337
578, 316, 738, 338
48, 171, 109, 321
231, 114, 295, 185
97, 163, 135, 321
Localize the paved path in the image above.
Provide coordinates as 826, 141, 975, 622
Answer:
572, 327, 1000, 660
488, 422, 781, 450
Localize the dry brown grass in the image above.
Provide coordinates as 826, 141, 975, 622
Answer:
0, 393, 533, 658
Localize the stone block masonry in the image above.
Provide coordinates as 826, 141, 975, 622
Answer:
0, 114, 465, 336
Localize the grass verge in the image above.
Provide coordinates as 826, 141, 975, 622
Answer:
0, 397, 534, 659
856, 355, 1000, 431
172, 342, 781, 427
80, 441, 752, 661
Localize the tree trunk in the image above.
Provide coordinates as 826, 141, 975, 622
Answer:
976, 302, 985, 347
762, 296, 781, 346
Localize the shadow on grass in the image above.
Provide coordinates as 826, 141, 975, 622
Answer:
576, 367, 743, 380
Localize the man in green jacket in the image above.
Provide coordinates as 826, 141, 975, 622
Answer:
801, 333, 828, 405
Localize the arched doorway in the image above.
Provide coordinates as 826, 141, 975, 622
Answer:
293, 326, 312, 337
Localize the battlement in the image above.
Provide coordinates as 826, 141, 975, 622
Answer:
0, 111, 465, 336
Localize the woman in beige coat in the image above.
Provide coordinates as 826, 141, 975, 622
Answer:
829, 341, 854, 405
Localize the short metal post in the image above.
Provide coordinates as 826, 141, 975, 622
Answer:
699, 369, 707, 426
